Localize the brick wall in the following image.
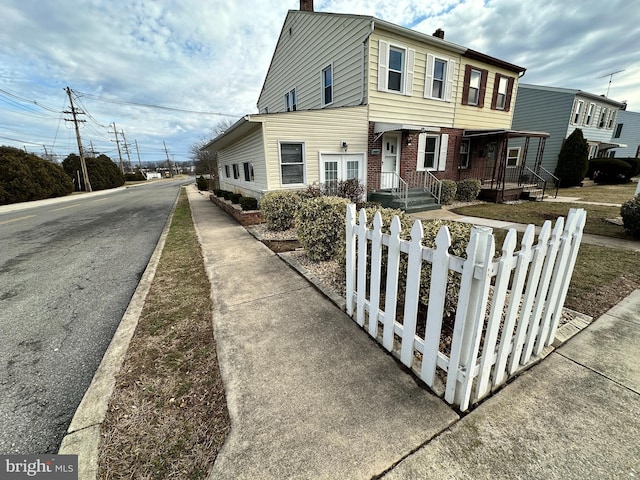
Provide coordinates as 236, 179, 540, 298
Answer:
209, 195, 263, 226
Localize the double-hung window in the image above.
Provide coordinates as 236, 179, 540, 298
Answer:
607, 111, 616, 129
279, 142, 304, 185
417, 132, 448, 171
425, 54, 454, 101
599, 108, 608, 128
224, 165, 230, 178
585, 103, 595, 125
232, 164, 240, 180
285, 88, 297, 112
614, 123, 623, 138
507, 147, 520, 167
491, 74, 514, 111
377, 40, 414, 95
243, 162, 254, 182
462, 65, 487, 107
459, 140, 470, 168
573, 100, 584, 124
322, 65, 333, 106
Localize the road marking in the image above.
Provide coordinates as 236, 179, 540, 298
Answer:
51, 204, 81, 211
0, 215, 36, 225
90, 198, 109, 202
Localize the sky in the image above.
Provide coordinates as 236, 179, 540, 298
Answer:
0, 0, 638, 166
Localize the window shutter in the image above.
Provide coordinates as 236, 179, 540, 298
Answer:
490, 73, 500, 110
424, 54, 435, 98
438, 134, 448, 171
445, 60, 455, 102
378, 40, 389, 91
461, 65, 471, 105
505, 76, 514, 112
478, 69, 488, 108
417, 133, 426, 169
405, 48, 415, 96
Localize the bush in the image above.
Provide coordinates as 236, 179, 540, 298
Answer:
230, 193, 242, 204
213, 189, 224, 197
296, 196, 350, 261
259, 190, 301, 231
333, 178, 365, 204
621, 194, 640, 238
455, 178, 481, 202
222, 190, 233, 200
62, 153, 124, 191
621, 157, 640, 177
555, 129, 589, 187
589, 158, 633, 184
440, 180, 457, 205
124, 171, 146, 182
196, 175, 208, 191
239, 196, 258, 211
298, 183, 324, 201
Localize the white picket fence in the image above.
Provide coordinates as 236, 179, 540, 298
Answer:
345, 204, 586, 411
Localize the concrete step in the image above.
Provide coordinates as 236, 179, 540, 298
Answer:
368, 190, 441, 213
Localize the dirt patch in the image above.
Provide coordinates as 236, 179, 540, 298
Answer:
263, 239, 301, 253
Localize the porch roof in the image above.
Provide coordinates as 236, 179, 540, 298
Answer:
202, 115, 263, 152
462, 128, 550, 139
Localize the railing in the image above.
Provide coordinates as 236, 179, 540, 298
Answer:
345, 204, 586, 411
374, 172, 408, 210
523, 166, 547, 200
538, 166, 560, 198
404, 170, 442, 204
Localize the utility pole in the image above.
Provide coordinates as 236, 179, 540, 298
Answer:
134, 139, 142, 169
64, 86, 92, 192
111, 122, 125, 173
163, 140, 173, 178
121, 130, 132, 172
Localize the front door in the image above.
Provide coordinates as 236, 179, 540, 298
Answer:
381, 133, 400, 189
320, 153, 365, 196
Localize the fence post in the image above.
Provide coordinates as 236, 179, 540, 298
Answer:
445, 226, 494, 410
400, 220, 424, 367
345, 204, 356, 316
356, 208, 368, 327
382, 216, 402, 351
368, 212, 384, 338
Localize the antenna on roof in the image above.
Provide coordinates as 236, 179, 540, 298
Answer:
598, 69, 625, 97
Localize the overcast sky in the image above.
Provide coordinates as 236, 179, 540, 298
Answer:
0, 0, 637, 165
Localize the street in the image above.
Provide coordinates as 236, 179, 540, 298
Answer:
0, 179, 191, 454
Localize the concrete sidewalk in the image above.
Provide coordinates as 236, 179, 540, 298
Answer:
188, 188, 640, 479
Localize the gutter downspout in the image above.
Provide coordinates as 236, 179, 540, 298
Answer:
358, 20, 375, 105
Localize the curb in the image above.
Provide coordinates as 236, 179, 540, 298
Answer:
57, 190, 180, 479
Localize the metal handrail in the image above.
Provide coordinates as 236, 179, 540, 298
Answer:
538, 166, 560, 197
524, 166, 547, 200
422, 170, 442, 204
378, 172, 409, 210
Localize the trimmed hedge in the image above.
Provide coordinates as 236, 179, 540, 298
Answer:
440, 179, 457, 205
621, 194, 640, 238
589, 158, 633, 184
196, 175, 208, 190
230, 193, 242, 204
296, 196, 350, 261
259, 190, 301, 231
455, 178, 481, 202
239, 196, 258, 211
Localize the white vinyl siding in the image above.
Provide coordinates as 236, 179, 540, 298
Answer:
217, 126, 266, 197
378, 40, 415, 96
417, 132, 448, 171
424, 54, 455, 101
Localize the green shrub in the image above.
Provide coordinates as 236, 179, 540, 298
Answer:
621, 194, 640, 238
124, 171, 146, 182
213, 189, 223, 197
196, 175, 208, 191
333, 178, 365, 204
621, 157, 640, 177
259, 190, 301, 231
455, 178, 481, 202
230, 193, 242, 204
222, 190, 233, 200
239, 196, 258, 211
62, 153, 124, 191
589, 158, 633, 184
440, 179, 457, 205
555, 128, 589, 187
296, 196, 350, 261
298, 183, 324, 201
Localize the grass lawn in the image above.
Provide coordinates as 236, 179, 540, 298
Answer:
555, 182, 638, 204
98, 187, 230, 479
451, 201, 631, 239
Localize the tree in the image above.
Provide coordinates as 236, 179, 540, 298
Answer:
555, 128, 589, 187
62, 153, 124, 191
190, 118, 237, 190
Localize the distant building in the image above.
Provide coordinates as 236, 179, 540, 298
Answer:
609, 110, 640, 158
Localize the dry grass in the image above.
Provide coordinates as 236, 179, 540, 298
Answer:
555, 182, 638, 204
98, 188, 230, 479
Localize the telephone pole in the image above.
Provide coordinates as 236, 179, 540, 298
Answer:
64, 87, 91, 192
134, 139, 142, 169
163, 140, 173, 177
111, 122, 125, 173
120, 130, 132, 172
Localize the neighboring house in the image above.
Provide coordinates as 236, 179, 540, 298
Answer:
510, 84, 627, 180
205, 0, 546, 204
609, 110, 640, 158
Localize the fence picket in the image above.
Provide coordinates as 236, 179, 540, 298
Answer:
368, 212, 384, 338
382, 216, 402, 351
420, 226, 452, 385
356, 209, 368, 327
476, 229, 517, 400
400, 221, 424, 367
508, 221, 551, 375
345, 204, 356, 316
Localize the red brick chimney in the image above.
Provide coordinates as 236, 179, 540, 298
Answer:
300, 0, 314, 11
433, 28, 445, 39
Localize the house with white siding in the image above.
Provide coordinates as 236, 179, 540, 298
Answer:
205, 0, 546, 205
510, 84, 627, 182
609, 110, 640, 158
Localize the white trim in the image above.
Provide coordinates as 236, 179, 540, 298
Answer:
572, 100, 584, 124
424, 54, 454, 102
438, 133, 448, 171
506, 147, 521, 167
378, 40, 389, 91
278, 141, 306, 186
417, 132, 440, 171
405, 48, 415, 96
321, 63, 334, 107
319, 152, 366, 185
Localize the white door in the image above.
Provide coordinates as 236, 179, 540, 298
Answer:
381, 133, 400, 189
320, 153, 365, 195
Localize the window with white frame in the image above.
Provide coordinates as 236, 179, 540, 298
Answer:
243, 162, 254, 182
614, 123, 623, 138
378, 40, 414, 95
322, 64, 333, 106
232, 163, 240, 179
599, 107, 608, 128
285, 88, 297, 112
607, 111, 616, 129
279, 142, 304, 184
224, 164, 230, 178
506, 147, 520, 167
588, 144, 598, 159
425, 54, 454, 101
573, 100, 584, 124
459, 139, 470, 168
585, 103, 595, 125
417, 133, 448, 171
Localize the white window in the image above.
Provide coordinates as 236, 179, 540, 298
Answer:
607, 111, 616, 129
599, 108, 608, 128
573, 100, 584, 124
507, 147, 520, 167
279, 142, 304, 185
468, 69, 482, 106
319, 153, 365, 191
417, 132, 448, 171
588, 144, 598, 159
377, 40, 414, 95
232, 164, 240, 179
285, 88, 297, 112
614, 123, 623, 138
425, 54, 454, 101
224, 165, 230, 178
585, 103, 595, 125
459, 140, 470, 168
243, 162, 254, 182
322, 64, 333, 106
496, 76, 509, 110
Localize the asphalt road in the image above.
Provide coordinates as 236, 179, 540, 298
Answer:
0, 178, 192, 454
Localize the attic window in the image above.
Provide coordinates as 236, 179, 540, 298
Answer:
289, 27, 292, 36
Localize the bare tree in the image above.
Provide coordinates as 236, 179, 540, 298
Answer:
190, 118, 237, 189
